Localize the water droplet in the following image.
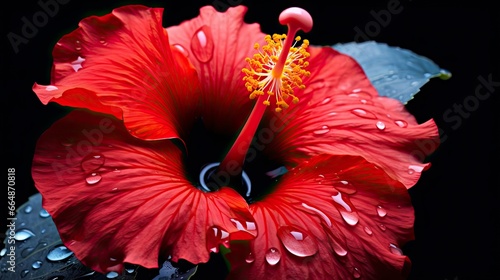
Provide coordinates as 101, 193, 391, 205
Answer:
389, 243, 403, 255
41, 229, 46, 234
47, 246, 74, 261
173, 44, 189, 57
230, 219, 257, 234
364, 226, 373, 235
106, 271, 119, 279
321, 97, 331, 105
378, 223, 387, 231
313, 125, 330, 135
408, 165, 424, 174
191, 26, 214, 63
31, 261, 42, 269
86, 173, 102, 185
334, 181, 356, 195
81, 153, 105, 172
302, 203, 331, 227
206, 226, 230, 253
351, 108, 377, 119
340, 211, 359, 226
265, 247, 281, 265
48, 276, 65, 280
39, 209, 50, 218
21, 247, 35, 258
24, 205, 33, 214
245, 252, 255, 263
125, 267, 135, 274
328, 111, 337, 116
20, 269, 30, 278
376, 121, 386, 130
14, 229, 35, 241
332, 241, 348, 257
46, 85, 58, 91
394, 120, 408, 128
410, 81, 419, 87
0, 248, 7, 257
71, 56, 86, 72
353, 267, 361, 278
376, 205, 387, 217
277, 225, 318, 257
332, 192, 352, 212
113, 168, 121, 173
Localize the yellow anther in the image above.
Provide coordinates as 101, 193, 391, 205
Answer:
242, 33, 310, 112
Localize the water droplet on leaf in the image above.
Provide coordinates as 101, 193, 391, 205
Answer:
14, 229, 35, 241
20, 269, 30, 278
31, 261, 42, 269
47, 246, 74, 261
39, 209, 50, 218
106, 271, 119, 279
24, 205, 33, 214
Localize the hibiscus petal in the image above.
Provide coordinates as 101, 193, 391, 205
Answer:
264, 46, 439, 188
32, 110, 255, 274
227, 155, 413, 280
32, 5, 201, 141
166, 6, 265, 134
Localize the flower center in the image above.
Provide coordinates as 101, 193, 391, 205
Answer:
211, 7, 313, 192
244, 35, 310, 112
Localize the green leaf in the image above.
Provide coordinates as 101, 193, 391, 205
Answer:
0, 193, 142, 279
333, 41, 451, 104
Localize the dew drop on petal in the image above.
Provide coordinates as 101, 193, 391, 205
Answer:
173, 44, 189, 57
14, 229, 35, 241
313, 125, 330, 135
340, 211, 359, 226
321, 97, 331, 105
39, 209, 50, 218
24, 205, 33, 214
389, 243, 403, 255
378, 223, 387, 231
71, 56, 86, 72
86, 173, 102, 185
106, 272, 119, 279
302, 203, 332, 227
364, 226, 373, 236
206, 226, 229, 253
46, 85, 58, 91
245, 252, 255, 263
351, 108, 377, 119
47, 246, 74, 261
265, 247, 281, 265
81, 153, 105, 172
277, 225, 318, 257
394, 120, 408, 128
410, 81, 419, 86
332, 241, 348, 257
376, 121, 386, 130
31, 261, 42, 269
191, 26, 214, 63
353, 267, 361, 279
376, 205, 387, 217
408, 165, 424, 174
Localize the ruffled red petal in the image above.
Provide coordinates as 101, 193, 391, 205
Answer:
264, 46, 439, 188
31, 110, 255, 273
227, 155, 413, 280
32, 5, 201, 141
166, 6, 265, 134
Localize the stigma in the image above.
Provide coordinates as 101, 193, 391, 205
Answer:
242, 8, 313, 113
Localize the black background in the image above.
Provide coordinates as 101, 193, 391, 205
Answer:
1, 0, 499, 279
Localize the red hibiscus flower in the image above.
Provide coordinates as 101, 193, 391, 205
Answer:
31, 4, 439, 279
